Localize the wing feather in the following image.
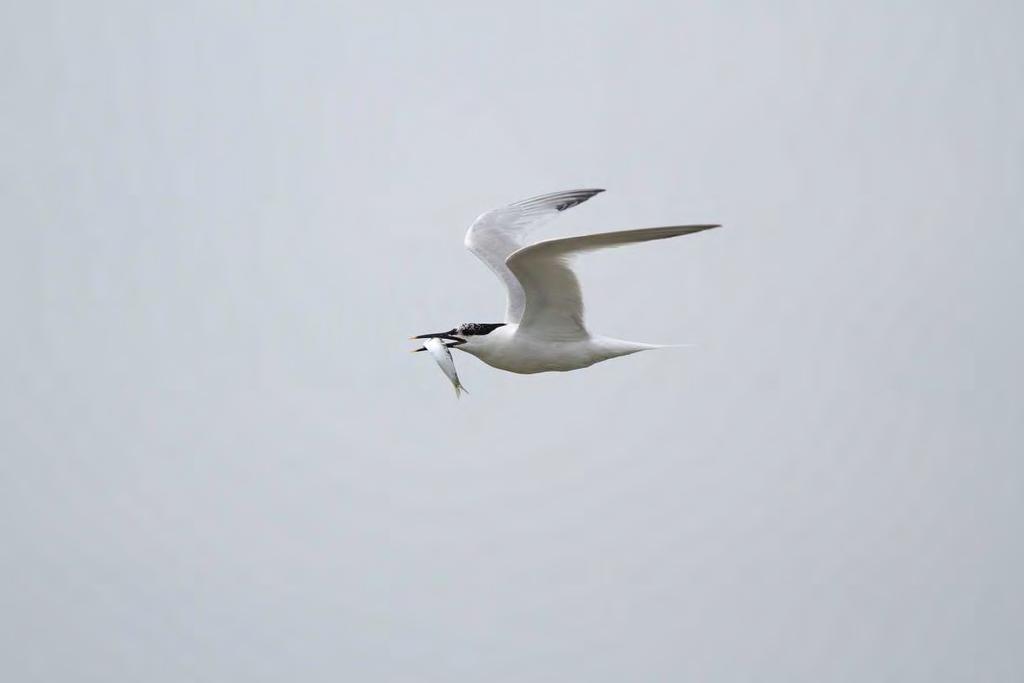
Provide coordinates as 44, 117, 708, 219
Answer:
505, 225, 720, 340
464, 189, 604, 322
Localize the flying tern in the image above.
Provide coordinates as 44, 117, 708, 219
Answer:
413, 189, 719, 379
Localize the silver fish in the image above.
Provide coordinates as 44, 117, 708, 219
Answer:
422, 337, 468, 398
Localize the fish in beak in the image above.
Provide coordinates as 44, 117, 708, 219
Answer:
410, 330, 465, 352
419, 337, 468, 398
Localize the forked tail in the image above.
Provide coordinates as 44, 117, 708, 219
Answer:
598, 338, 696, 360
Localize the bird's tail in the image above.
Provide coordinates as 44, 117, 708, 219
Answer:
621, 341, 697, 351
599, 338, 696, 359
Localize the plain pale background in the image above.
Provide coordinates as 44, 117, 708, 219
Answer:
3, 2, 1022, 681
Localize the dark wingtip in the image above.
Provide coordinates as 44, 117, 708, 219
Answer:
555, 189, 606, 212
512, 188, 606, 212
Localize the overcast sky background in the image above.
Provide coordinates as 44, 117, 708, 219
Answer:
3, 2, 1022, 681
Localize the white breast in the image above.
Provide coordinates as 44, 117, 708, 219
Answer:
456, 325, 651, 374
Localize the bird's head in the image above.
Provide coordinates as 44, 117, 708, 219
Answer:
411, 323, 506, 352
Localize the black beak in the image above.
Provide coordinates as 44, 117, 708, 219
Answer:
410, 331, 466, 352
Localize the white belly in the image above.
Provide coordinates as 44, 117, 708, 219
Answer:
457, 326, 651, 374
474, 339, 600, 374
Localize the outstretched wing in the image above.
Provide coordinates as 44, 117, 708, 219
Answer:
505, 225, 720, 341
464, 189, 605, 323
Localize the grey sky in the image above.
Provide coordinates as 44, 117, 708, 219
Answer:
2, 2, 1022, 681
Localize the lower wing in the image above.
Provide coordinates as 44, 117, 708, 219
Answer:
505, 225, 720, 340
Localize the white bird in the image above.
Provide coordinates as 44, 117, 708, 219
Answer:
413, 189, 719, 377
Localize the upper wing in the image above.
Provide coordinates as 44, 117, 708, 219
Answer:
464, 189, 605, 323
505, 225, 720, 341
